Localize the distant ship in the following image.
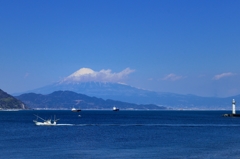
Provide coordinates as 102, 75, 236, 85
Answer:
113, 106, 119, 111
71, 107, 81, 112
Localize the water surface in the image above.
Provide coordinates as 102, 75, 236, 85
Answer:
1, 110, 240, 159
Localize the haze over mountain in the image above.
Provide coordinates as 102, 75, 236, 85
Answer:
21, 68, 239, 110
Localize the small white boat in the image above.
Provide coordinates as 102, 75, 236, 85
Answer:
113, 106, 119, 111
33, 114, 59, 126
71, 107, 81, 112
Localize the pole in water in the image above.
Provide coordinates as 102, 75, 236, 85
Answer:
232, 99, 236, 114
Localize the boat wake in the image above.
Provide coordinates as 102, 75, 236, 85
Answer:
70, 123, 240, 127
34, 123, 240, 127
55, 124, 75, 126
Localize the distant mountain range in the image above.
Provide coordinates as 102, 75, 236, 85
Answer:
16, 91, 166, 110
21, 81, 240, 110
0, 89, 26, 109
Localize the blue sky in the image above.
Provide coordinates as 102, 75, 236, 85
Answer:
0, 0, 240, 97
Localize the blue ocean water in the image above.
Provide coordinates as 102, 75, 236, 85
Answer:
1, 110, 240, 159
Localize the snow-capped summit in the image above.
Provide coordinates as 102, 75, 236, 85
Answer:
61, 67, 135, 83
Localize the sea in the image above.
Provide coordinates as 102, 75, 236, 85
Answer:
1, 110, 240, 159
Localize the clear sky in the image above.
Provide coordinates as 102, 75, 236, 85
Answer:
0, 0, 240, 97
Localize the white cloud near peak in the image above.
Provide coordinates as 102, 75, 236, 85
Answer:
213, 72, 236, 80
62, 67, 135, 83
162, 73, 184, 81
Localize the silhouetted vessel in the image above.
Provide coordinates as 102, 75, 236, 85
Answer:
71, 107, 81, 112
113, 106, 119, 111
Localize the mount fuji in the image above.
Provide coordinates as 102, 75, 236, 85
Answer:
17, 68, 240, 110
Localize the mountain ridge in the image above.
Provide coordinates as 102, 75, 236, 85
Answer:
17, 82, 240, 110
16, 90, 166, 110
